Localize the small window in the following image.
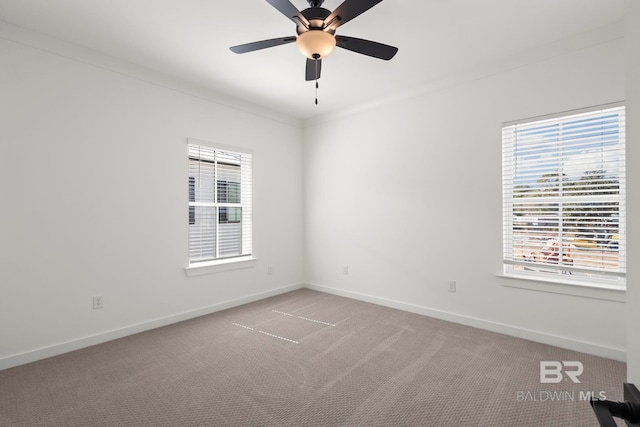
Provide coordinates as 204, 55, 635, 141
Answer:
188, 141, 252, 264
502, 104, 625, 287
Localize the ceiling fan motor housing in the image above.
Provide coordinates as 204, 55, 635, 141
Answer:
297, 7, 334, 35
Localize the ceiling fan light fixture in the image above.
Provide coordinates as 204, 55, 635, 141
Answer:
296, 30, 336, 59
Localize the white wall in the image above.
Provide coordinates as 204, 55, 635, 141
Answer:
303, 34, 627, 360
0, 25, 304, 369
0, 17, 632, 372
626, 0, 640, 383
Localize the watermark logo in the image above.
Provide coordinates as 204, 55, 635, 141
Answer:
540, 361, 583, 384
516, 390, 606, 401
515, 360, 607, 402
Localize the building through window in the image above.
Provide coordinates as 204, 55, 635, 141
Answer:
188, 141, 252, 264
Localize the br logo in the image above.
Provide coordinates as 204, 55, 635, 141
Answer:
540, 361, 584, 384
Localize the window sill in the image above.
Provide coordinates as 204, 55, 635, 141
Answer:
185, 256, 257, 277
497, 272, 625, 302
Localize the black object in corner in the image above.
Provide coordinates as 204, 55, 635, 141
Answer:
591, 383, 640, 426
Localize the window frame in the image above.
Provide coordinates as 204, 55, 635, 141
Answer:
501, 103, 626, 291
185, 138, 254, 275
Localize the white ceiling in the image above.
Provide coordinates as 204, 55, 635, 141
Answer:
0, 0, 625, 120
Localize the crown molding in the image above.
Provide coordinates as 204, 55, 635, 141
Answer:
303, 21, 624, 128
0, 20, 302, 129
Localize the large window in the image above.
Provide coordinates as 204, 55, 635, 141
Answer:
188, 140, 252, 265
502, 104, 625, 287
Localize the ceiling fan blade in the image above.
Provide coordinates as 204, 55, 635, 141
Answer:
305, 58, 322, 81
324, 0, 383, 30
335, 35, 398, 60
265, 0, 309, 27
230, 36, 296, 54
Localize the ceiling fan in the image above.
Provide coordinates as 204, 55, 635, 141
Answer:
229, 0, 398, 82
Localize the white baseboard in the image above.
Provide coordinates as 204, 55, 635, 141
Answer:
304, 282, 626, 362
0, 283, 304, 371
2, 281, 624, 371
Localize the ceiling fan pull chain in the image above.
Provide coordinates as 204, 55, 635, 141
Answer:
315, 56, 319, 105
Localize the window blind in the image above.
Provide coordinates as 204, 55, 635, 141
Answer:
502, 104, 625, 285
188, 142, 252, 264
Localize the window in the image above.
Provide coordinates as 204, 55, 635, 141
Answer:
502, 104, 625, 287
188, 140, 252, 265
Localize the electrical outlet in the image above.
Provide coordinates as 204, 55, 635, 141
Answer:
448, 280, 456, 292
343, 266, 349, 275
93, 295, 104, 310
267, 266, 273, 275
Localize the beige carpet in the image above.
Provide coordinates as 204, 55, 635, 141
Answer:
0, 289, 626, 426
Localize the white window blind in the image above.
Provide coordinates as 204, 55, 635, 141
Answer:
188, 141, 252, 264
502, 104, 625, 286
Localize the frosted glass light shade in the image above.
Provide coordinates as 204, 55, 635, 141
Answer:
296, 31, 336, 59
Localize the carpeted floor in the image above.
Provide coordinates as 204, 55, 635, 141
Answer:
0, 289, 626, 426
